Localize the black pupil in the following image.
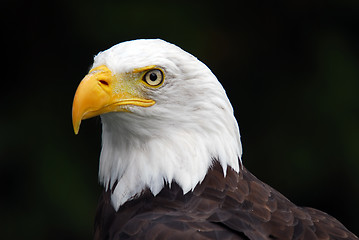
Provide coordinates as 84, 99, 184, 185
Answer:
149, 72, 158, 81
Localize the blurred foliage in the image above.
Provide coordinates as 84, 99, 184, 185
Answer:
1, 0, 359, 239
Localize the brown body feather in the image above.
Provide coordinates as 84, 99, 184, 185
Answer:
94, 162, 357, 240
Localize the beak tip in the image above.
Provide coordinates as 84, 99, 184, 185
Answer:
73, 123, 80, 135
73, 117, 81, 135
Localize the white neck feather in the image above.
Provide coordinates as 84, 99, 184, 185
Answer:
99, 98, 242, 211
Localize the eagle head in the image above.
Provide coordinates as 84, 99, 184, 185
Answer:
72, 39, 242, 210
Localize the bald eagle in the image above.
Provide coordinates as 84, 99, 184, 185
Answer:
72, 39, 357, 240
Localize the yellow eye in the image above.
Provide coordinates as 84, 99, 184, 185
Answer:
143, 69, 164, 86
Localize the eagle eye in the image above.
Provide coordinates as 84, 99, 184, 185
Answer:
143, 69, 164, 87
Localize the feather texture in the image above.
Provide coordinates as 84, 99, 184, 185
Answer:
94, 161, 357, 240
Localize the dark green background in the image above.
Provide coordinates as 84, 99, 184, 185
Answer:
2, 0, 358, 239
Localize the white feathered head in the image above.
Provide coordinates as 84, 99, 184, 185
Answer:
72, 39, 242, 210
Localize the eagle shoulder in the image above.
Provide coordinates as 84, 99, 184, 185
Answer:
94, 161, 358, 240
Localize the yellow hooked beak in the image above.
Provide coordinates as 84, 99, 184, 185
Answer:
72, 65, 155, 134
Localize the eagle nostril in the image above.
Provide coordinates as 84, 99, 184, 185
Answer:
99, 80, 109, 86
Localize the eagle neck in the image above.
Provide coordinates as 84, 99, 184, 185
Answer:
99, 105, 242, 211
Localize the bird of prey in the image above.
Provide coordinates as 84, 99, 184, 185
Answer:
72, 39, 358, 240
